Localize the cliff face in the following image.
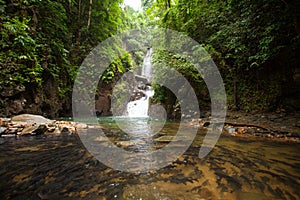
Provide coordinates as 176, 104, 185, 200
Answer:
95, 81, 114, 117
0, 77, 71, 118
0, 79, 116, 118
0, 71, 133, 118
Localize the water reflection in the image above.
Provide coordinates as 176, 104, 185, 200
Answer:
0, 119, 299, 199
113, 117, 162, 139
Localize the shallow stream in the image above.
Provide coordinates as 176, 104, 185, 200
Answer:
0, 118, 299, 199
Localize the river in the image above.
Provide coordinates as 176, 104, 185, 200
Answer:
0, 118, 299, 199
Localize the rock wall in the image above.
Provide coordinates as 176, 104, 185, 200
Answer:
95, 81, 113, 117
0, 77, 71, 118
0, 74, 128, 118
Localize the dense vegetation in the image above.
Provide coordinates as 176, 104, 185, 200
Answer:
147, 0, 300, 112
0, 0, 133, 117
0, 0, 299, 117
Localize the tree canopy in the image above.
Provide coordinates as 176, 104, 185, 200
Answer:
144, 0, 300, 112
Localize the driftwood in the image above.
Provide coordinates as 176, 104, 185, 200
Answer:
224, 121, 289, 134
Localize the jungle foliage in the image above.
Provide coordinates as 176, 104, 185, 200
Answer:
0, 0, 131, 94
0, 0, 135, 116
145, 0, 300, 111
0, 0, 299, 117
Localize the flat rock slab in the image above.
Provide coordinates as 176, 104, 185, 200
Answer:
154, 136, 191, 143
116, 140, 146, 147
12, 114, 52, 124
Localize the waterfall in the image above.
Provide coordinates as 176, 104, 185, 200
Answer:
126, 48, 154, 117
141, 48, 153, 81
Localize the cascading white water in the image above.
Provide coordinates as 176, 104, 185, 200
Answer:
126, 48, 154, 117
141, 48, 153, 81
126, 88, 154, 117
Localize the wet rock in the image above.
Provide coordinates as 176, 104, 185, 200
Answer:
116, 140, 142, 148
203, 121, 210, 127
60, 126, 75, 135
12, 114, 52, 124
52, 128, 61, 135
19, 126, 37, 135
46, 124, 56, 132
148, 104, 167, 120
0, 118, 11, 127
237, 128, 245, 134
0, 116, 81, 137
137, 82, 147, 90
129, 90, 146, 101
7, 127, 19, 134
76, 123, 88, 129
60, 127, 70, 135
19, 124, 48, 136
0, 127, 7, 134
12, 124, 25, 128
226, 128, 236, 134
135, 75, 149, 84
154, 135, 191, 143
31, 124, 48, 135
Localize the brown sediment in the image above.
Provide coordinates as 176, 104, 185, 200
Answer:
0, 118, 299, 199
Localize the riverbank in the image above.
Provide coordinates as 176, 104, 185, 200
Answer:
0, 112, 299, 143
190, 110, 300, 143
0, 114, 91, 138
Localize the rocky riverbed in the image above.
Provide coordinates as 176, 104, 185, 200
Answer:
190, 111, 300, 143
0, 114, 91, 138
1, 117, 299, 199
0, 113, 299, 199
1, 112, 299, 143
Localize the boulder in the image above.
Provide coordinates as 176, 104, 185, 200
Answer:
135, 75, 149, 84
225, 127, 236, 134
12, 114, 52, 124
148, 104, 167, 120
76, 123, 88, 129
19, 124, 48, 136
0, 118, 11, 127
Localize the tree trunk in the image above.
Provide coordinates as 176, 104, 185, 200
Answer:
87, 0, 93, 29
